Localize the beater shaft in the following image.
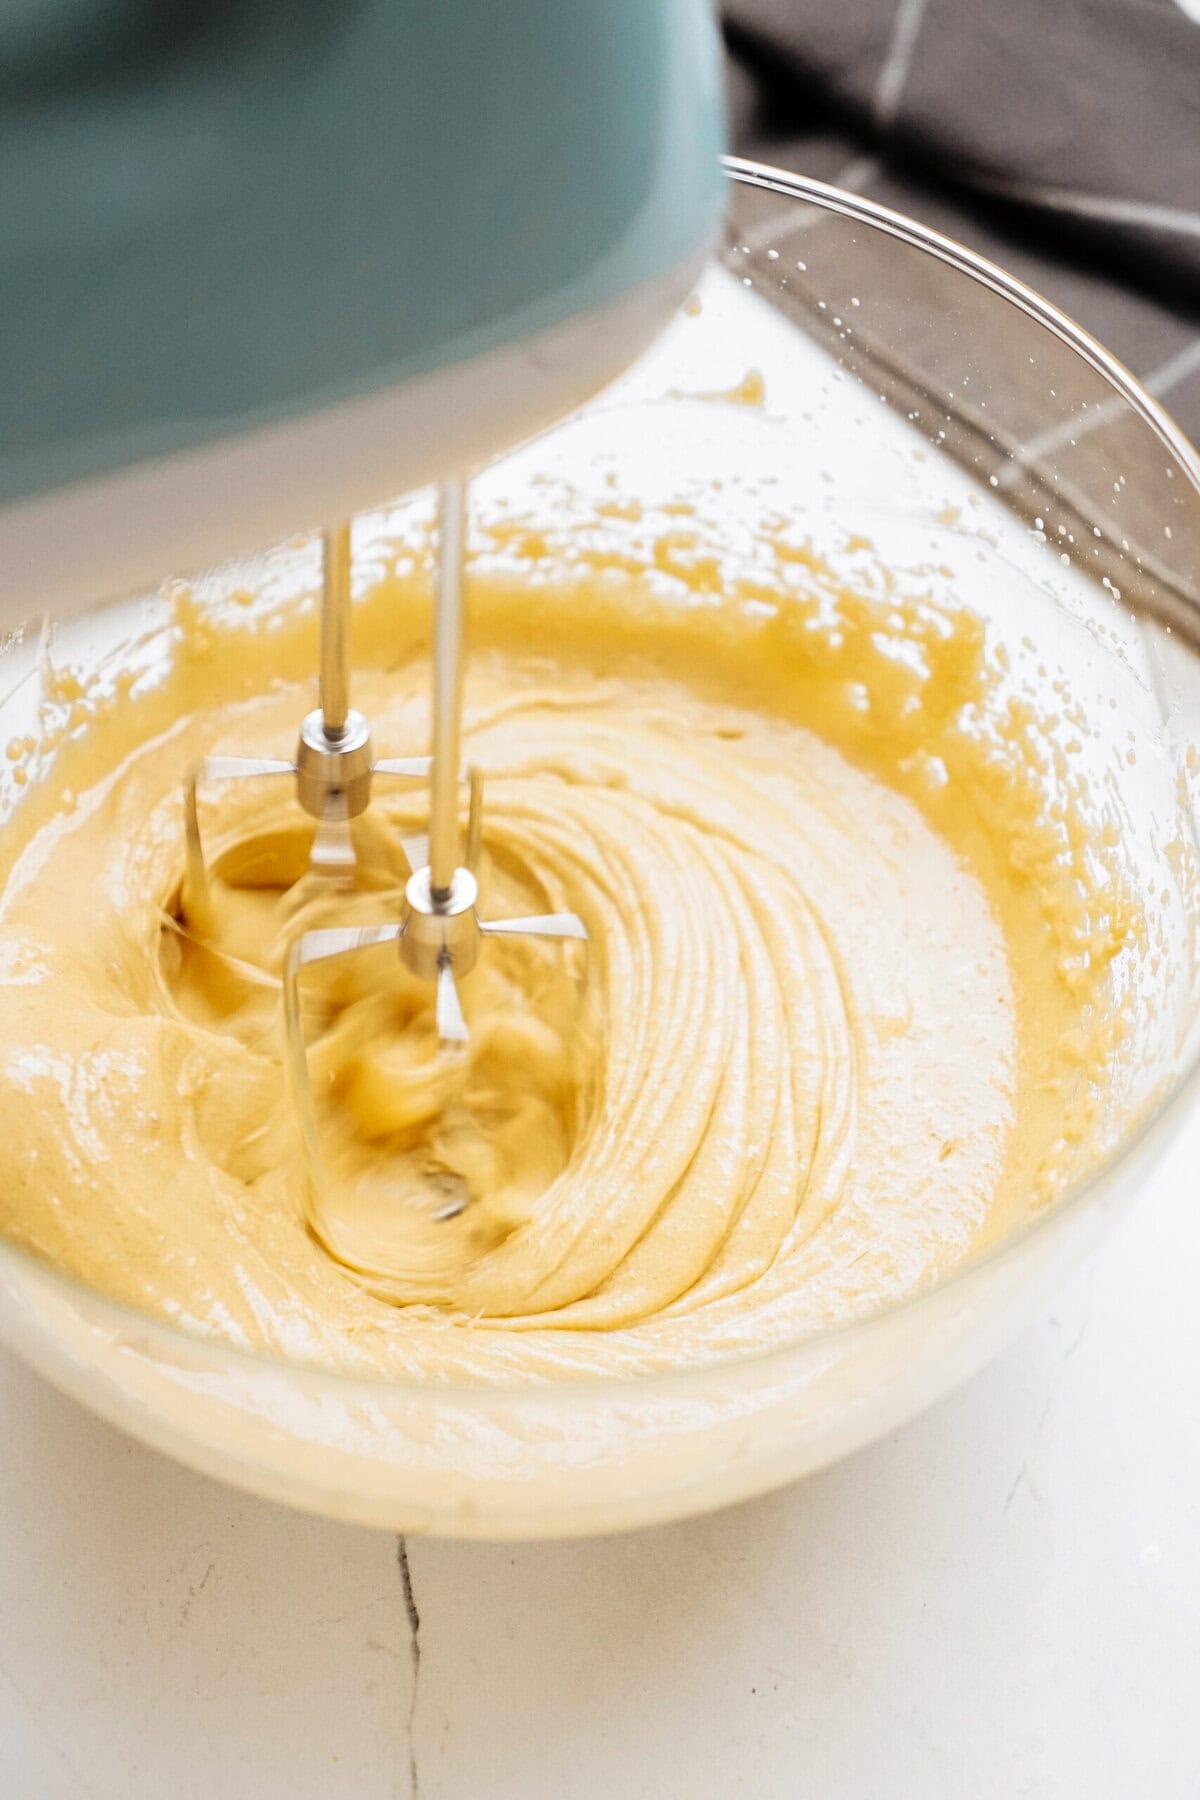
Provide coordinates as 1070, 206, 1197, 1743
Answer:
321, 522, 352, 739
429, 480, 468, 901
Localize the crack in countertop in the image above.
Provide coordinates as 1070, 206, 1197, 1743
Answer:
397, 1536, 422, 1800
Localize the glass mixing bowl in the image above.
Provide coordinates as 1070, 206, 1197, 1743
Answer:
1, 160, 1198, 1538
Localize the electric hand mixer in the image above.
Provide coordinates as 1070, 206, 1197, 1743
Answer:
0, 0, 726, 1216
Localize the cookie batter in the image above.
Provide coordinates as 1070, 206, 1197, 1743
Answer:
0, 527, 1138, 1381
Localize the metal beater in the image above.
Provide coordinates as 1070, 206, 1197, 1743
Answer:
283, 481, 587, 1032
274, 482, 587, 1217
181, 521, 435, 929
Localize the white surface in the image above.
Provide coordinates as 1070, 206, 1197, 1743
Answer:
0, 1096, 1197, 1800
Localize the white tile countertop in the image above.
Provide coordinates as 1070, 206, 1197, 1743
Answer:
0, 1094, 1196, 1800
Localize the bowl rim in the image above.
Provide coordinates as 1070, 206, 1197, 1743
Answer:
2, 156, 1199, 1405
727, 156, 1200, 504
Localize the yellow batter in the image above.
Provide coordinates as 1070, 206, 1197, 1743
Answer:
0, 525, 1139, 1381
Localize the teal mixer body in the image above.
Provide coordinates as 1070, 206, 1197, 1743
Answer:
1, 0, 725, 610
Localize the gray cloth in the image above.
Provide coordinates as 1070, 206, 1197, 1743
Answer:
723, 0, 1200, 441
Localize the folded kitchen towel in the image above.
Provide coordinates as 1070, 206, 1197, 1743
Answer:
723, 0, 1200, 441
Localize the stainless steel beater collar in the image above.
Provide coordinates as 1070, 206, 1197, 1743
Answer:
401, 866, 482, 983
294, 707, 374, 822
